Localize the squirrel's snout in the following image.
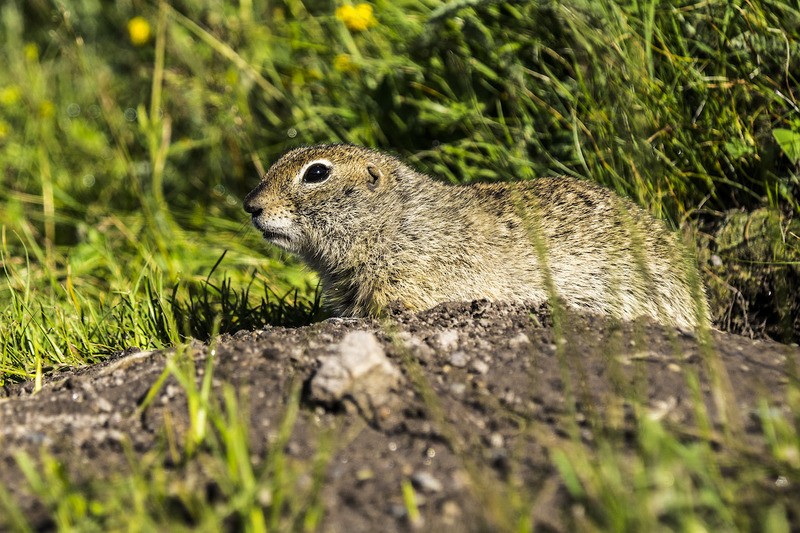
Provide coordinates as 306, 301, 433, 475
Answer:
243, 200, 263, 217
243, 182, 268, 216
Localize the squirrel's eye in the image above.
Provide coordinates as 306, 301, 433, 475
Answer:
302, 163, 331, 184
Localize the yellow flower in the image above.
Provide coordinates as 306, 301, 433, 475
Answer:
39, 100, 55, 118
335, 3, 376, 32
0, 120, 9, 140
24, 43, 39, 62
0, 86, 21, 107
128, 16, 151, 46
225, 68, 239, 86
333, 53, 359, 73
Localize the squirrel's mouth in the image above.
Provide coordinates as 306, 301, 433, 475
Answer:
260, 229, 296, 251
262, 229, 290, 242
250, 216, 297, 251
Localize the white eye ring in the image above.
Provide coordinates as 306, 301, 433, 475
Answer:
295, 159, 333, 185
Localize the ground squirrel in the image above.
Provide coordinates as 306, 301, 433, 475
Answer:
244, 144, 707, 328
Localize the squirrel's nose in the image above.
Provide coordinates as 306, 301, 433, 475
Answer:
243, 199, 263, 216
243, 182, 266, 216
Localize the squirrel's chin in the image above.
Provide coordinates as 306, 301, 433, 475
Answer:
263, 232, 297, 252
252, 219, 298, 252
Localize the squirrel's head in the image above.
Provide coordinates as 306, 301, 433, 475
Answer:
243, 144, 405, 257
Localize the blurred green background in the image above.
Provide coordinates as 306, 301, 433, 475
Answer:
1, 0, 799, 383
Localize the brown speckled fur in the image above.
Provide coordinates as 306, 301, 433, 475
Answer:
244, 144, 708, 328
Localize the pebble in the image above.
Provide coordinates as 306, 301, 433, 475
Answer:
309, 331, 402, 411
441, 500, 462, 525
476, 339, 493, 352
433, 329, 459, 351
285, 441, 301, 456
508, 332, 531, 349
469, 360, 489, 375
398, 332, 434, 361
449, 382, 466, 396
488, 432, 504, 448
258, 488, 273, 506
389, 503, 408, 519
356, 468, 374, 481
411, 470, 443, 493
96, 397, 113, 413
448, 351, 469, 368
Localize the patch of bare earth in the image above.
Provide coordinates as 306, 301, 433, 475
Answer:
2, 302, 799, 531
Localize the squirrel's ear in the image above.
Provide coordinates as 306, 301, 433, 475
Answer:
366, 164, 383, 191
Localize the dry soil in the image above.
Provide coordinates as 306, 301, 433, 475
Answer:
1, 301, 799, 531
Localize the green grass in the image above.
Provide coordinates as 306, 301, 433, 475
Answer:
1, 0, 799, 529
2, 0, 799, 379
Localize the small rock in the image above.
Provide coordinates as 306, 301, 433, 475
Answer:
309, 331, 403, 421
475, 339, 492, 352
448, 351, 469, 368
469, 360, 489, 375
488, 432, 504, 448
25, 432, 49, 445
411, 471, 443, 493
508, 332, 531, 350
398, 332, 434, 362
497, 350, 517, 361
106, 429, 125, 443
356, 468, 374, 481
389, 503, 408, 519
449, 382, 467, 396
501, 390, 517, 405
433, 329, 459, 351
441, 500, 462, 525
288, 346, 304, 362
324, 317, 362, 325
285, 441, 301, 456
258, 488, 272, 506
232, 329, 250, 340
96, 397, 113, 413
647, 396, 678, 422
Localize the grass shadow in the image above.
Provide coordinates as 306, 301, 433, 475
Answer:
168, 251, 323, 342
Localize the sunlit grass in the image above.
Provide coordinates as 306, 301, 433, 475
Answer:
2, 0, 798, 381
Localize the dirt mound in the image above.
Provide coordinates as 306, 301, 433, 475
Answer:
2, 302, 798, 530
